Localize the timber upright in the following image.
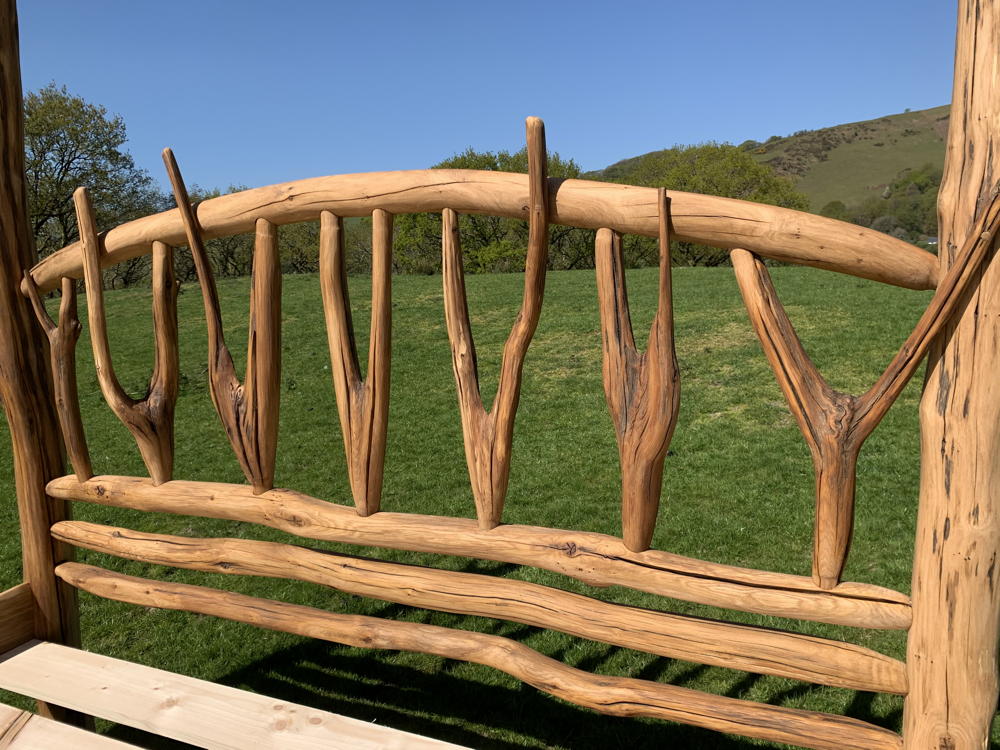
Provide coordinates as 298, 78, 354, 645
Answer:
0, 0, 998, 749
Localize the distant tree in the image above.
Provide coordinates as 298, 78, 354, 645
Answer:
819, 200, 851, 222
24, 84, 161, 264
616, 142, 810, 266
390, 146, 594, 274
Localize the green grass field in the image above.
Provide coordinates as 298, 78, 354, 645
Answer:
0, 264, 996, 748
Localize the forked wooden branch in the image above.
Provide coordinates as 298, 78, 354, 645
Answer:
319, 209, 392, 516
162, 149, 281, 494
442, 116, 549, 529
596, 188, 680, 552
74, 188, 178, 485
732, 189, 1000, 588
23, 275, 92, 481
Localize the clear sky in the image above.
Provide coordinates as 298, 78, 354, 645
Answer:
18, 1, 956, 192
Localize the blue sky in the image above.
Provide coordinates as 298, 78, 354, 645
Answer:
18, 1, 956, 192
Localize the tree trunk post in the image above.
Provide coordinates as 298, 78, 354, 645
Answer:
905, 3, 1000, 747
0, 0, 82, 721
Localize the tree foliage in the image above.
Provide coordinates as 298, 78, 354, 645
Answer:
386, 146, 594, 274
24, 84, 161, 265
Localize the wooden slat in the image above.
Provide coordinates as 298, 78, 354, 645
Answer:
0, 701, 138, 749
52, 520, 907, 694
23, 169, 938, 295
163, 151, 281, 494
319, 209, 392, 517
76, 187, 178, 486
47, 475, 911, 629
596, 189, 679, 553
0, 585, 35, 657
0, 642, 461, 750
442, 117, 549, 529
52, 564, 901, 750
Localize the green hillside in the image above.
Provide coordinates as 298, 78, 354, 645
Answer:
593, 105, 949, 213
750, 105, 949, 210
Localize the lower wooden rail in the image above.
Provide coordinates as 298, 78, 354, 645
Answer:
53, 562, 902, 750
0, 700, 137, 749
52, 520, 906, 694
47, 475, 911, 630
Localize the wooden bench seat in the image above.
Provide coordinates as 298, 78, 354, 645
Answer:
0, 641, 464, 749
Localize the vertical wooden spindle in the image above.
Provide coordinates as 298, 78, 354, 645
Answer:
24, 275, 92, 481
596, 188, 679, 552
319, 209, 392, 516
162, 149, 281, 493
442, 117, 549, 529
75, 188, 179, 485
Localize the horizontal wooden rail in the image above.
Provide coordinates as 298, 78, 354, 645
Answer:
47, 475, 912, 629
0, 584, 36, 655
54, 562, 902, 750
52, 520, 906, 693
0, 700, 137, 749
23, 171, 937, 295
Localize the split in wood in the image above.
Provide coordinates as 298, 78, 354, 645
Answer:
732, 187, 1000, 588
596, 188, 680, 552
23, 275, 92, 481
442, 116, 549, 529
73, 188, 178, 485
319, 209, 392, 516
162, 149, 281, 494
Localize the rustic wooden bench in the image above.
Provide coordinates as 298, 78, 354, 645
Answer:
0, 1, 998, 749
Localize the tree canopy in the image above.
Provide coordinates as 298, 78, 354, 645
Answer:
25, 84, 161, 262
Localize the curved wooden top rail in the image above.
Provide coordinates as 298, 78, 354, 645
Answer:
24, 169, 938, 294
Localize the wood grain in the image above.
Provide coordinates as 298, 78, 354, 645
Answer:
0, 1, 81, 722
77, 188, 178, 485
52, 520, 906, 693
732, 200, 1000, 589
319, 209, 391, 516
47, 475, 912, 629
53, 563, 902, 750
442, 117, 549, 529
24, 171, 937, 296
163, 150, 281, 494
0, 641, 461, 749
0, 701, 139, 749
0, 585, 35, 656
905, 2, 1000, 747
596, 189, 679, 552
23, 275, 92, 481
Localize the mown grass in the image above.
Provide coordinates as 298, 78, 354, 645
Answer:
0, 264, 996, 748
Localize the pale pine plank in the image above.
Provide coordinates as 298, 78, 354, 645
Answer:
0, 642, 464, 750
0, 701, 139, 748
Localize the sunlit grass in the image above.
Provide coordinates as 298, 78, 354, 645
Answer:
1, 263, 990, 748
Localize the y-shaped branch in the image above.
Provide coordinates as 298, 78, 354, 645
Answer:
596, 188, 680, 552
162, 149, 281, 494
732, 188, 1000, 588
74, 188, 178, 485
23, 274, 92, 481
442, 117, 549, 529
319, 209, 392, 516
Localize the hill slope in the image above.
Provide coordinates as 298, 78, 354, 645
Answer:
593, 105, 949, 212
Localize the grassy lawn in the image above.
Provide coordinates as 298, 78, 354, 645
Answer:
0, 261, 994, 748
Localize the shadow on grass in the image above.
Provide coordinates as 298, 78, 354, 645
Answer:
96, 561, 902, 749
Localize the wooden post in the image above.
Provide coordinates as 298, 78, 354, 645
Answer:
0, 0, 81, 719
904, 3, 1000, 748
